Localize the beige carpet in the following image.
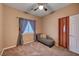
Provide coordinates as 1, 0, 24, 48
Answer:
2, 42, 79, 56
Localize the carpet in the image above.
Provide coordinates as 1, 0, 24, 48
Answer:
2, 42, 79, 56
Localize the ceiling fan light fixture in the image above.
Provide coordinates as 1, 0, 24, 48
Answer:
39, 5, 43, 10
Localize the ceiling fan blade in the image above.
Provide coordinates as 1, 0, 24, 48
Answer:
44, 7, 47, 11
34, 7, 38, 11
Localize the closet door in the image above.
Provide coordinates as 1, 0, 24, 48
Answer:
59, 16, 69, 48
69, 14, 79, 54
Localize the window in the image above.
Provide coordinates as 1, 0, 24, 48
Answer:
23, 21, 34, 34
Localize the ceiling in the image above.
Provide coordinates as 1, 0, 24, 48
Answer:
4, 3, 70, 17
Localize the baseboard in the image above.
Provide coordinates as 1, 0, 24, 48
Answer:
4, 45, 16, 50
0, 41, 34, 56
24, 41, 34, 45
3, 41, 33, 51
0, 45, 16, 56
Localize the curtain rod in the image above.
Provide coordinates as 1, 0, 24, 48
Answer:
16, 17, 26, 19
16, 17, 22, 18
16, 17, 35, 21
16, 17, 29, 19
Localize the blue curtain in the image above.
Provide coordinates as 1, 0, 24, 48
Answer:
17, 18, 28, 46
17, 18, 36, 46
19, 18, 28, 33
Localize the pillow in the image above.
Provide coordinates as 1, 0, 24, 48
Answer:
40, 34, 46, 38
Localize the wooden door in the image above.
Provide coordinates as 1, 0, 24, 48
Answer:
59, 16, 69, 49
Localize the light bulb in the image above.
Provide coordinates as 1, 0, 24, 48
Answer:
39, 5, 43, 10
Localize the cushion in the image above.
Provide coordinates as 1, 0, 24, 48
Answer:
40, 34, 46, 38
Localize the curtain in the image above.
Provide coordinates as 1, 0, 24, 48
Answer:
17, 18, 28, 46
17, 18, 36, 46
29, 20, 36, 32
29, 20, 36, 41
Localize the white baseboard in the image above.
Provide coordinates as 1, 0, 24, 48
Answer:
3, 45, 16, 50
0, 41, 34, 56
0, 45, 16, 56
24, 41, 34, 44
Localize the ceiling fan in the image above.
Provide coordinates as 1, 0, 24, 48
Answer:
32, 3, 48, 11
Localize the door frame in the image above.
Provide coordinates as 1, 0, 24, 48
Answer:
58, 16, 69, 49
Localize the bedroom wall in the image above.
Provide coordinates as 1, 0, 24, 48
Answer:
3, 5, 43, 48
0, 4, 3, 54
42, 4, 79, 46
